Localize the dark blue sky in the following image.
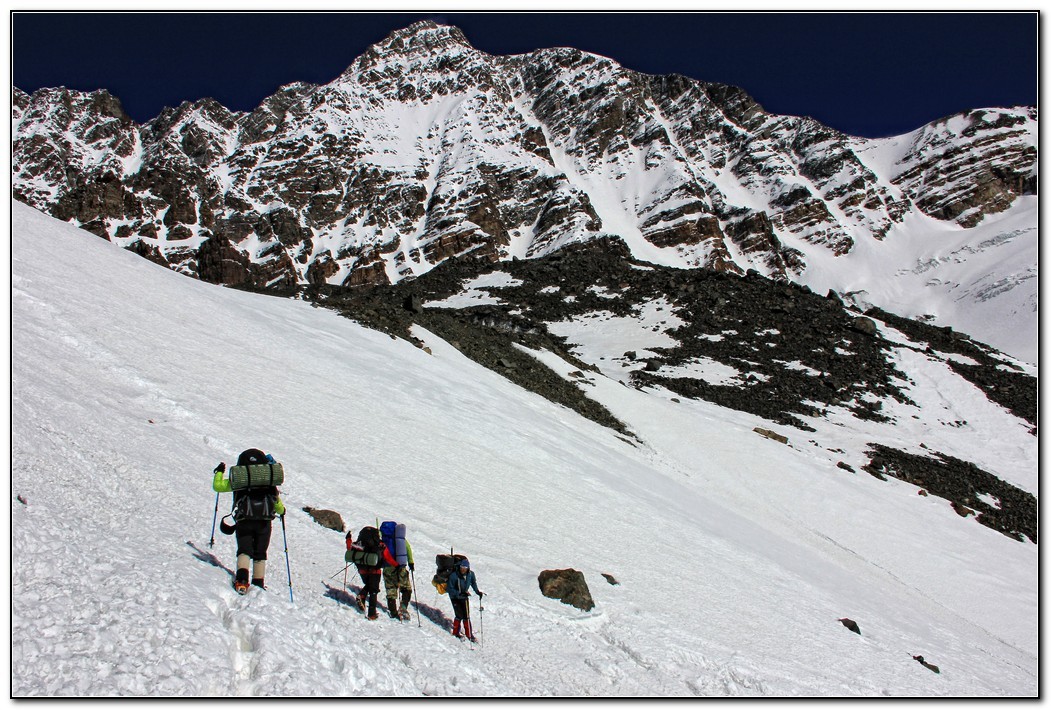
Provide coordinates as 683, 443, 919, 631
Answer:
12, 11, 1038, 138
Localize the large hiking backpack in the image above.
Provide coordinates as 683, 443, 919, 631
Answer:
229, 449, 281, 521
432, 553, 467, 595
346, 526, 385, 567
380, 521, 408, 566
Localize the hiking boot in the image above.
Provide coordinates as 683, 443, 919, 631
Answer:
234, 569, 250, 595
451, 619, 462, 637
355, 594, 366, 612
251, 578, 265, 590
464, 621, 476, 642
389, 605, 400, 619
399, 608, 411, 621
367, 612, 379, 621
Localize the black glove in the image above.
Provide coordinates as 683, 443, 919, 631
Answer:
214, 462, 226, 474
476, 591, 484, 598
409, 563, 415, 572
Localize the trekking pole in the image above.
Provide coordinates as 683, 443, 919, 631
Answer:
208, 492, 219, 548
479, 594, 485, 646
280, 515, 293, 603
410, 568, 421, 627
329, 563, 351, 580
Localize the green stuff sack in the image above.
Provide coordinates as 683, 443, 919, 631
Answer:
346, 526, 383, 567
346, 547, 381, 567
229, 462, 284, 490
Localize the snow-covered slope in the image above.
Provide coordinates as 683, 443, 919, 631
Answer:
11, 201, 1037, 696
795, 196, 1038, 364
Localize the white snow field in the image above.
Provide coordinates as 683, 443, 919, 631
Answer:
790, 195, 1039, 367
11, 201, 1037, 696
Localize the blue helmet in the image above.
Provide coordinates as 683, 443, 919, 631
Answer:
459, 558, 470, 570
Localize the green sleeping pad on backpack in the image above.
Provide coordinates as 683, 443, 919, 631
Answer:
229, 462, 284, 490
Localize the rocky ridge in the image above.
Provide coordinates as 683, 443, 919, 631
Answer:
13, 21, 1037, 295
298, 236, 1036, 543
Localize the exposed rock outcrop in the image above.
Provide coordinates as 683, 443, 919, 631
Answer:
303, 507, 346, 533
863, 443, 1036, 543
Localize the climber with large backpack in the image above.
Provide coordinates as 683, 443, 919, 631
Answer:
432, 552, 467, 595
345, 525, 397, 620
212, 448, 286, 595
380, 521, 415, 621
446, 558, 484, 642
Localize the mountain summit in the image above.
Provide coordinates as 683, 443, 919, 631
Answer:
11, 21, 1038, 359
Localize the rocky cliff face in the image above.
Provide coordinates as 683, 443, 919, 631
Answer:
12, 20, 1038, 292
888, 108, 1038, 227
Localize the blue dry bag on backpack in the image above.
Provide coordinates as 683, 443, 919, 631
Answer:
380, 521, 408, 566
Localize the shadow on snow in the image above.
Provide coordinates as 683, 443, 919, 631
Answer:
186, 540, 233, 577
322, 581, 455, 631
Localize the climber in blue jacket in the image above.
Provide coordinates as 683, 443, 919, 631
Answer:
446, 558, 483, 642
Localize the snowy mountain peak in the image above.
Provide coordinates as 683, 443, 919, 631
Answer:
11, 23, 1038, 363
342, 20, 479, 81
376, 19, 473, 55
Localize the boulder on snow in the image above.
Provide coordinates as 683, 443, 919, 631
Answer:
538, 569, 595, 611
601, 573, 620, 586
754, 427, 789, 445
303, 506, 345, 532
838, 617, 861, 635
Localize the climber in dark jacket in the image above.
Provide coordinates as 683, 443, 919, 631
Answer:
446, 559, 483, 641
346, 529, 397, 620
212, 448, 285, 594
